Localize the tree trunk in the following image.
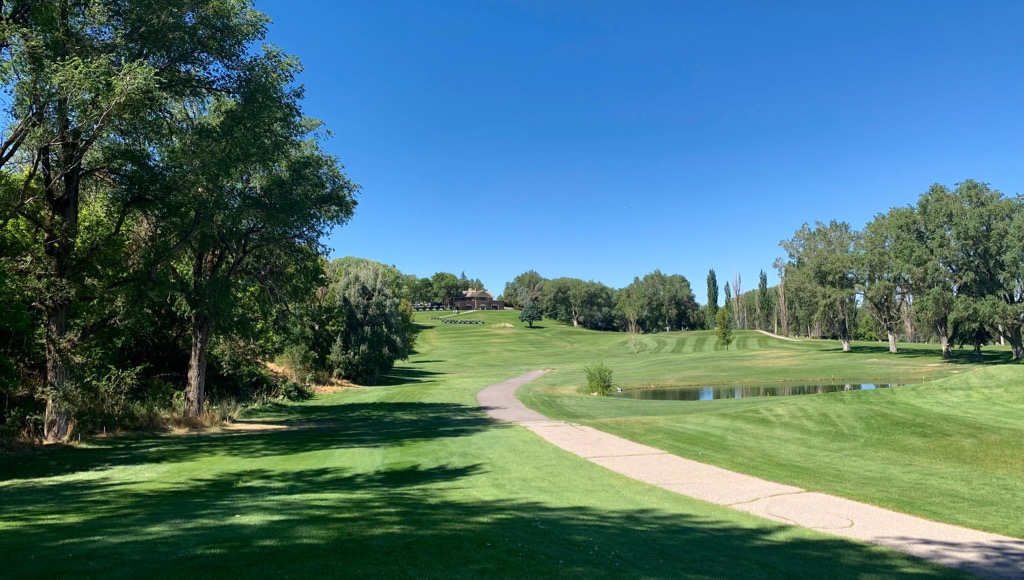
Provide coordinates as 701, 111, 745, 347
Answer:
1006, 326, 1023, 360
839, 302, 851, 352
44, 301, 72, 442
185, 313, 213, 416
41, 135, 83, 442
938, 328, 952, 359
886, 327, 898, 354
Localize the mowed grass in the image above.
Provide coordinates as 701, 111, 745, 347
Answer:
396, 311, 1023, 537
0, 310, 1004, 577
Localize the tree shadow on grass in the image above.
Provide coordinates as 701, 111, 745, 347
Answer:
0, 401, 499, 482
0, 463, 965, 579
375, 366, 445, 386
830, 343, 1016, 365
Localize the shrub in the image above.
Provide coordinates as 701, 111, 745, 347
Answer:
583, 362, 614, 396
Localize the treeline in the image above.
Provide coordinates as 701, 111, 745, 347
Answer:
0, 1, 373, 442
501, 270, 701, 333
500, 179, 1024, 364
405, 271, 486, 307
774, 180, 1024, 359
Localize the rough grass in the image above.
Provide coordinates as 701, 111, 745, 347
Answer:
0, 310, 1001, 576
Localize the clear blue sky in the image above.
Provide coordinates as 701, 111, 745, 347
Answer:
256, 0, 1024, 304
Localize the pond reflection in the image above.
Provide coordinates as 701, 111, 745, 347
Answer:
616, 383, 906, 401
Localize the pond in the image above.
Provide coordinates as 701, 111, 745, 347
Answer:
615, 383, 907, 401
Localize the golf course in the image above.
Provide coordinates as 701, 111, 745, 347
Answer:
2, 310, 1020, 577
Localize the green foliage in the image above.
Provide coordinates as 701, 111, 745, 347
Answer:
757, 270, 772, 331
618, 270, 701, 333
326, 262, 410, 385
715, 307, 734, 349
277, 343, 320, 384
780, 221, 858, 349
705, 269, 719, 329
542, 277, 616, 330
503, 270, 546, 308
430, 272, 462, 307
583, 362, 615, 396
519, 298, 542, 327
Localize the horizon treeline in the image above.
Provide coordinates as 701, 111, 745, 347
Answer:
500, 179, 1024, 361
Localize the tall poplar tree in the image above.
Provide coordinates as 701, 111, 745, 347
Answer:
705, 269, 719, 329
757, 270, 771, 331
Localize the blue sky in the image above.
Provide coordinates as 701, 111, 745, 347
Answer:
257, 0, 1023, 304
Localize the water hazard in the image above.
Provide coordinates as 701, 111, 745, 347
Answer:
616, 383, 906, 401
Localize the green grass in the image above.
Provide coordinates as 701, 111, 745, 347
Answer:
1, 310, 1006, 577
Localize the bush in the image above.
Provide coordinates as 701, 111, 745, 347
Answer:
583, 362, 614, 396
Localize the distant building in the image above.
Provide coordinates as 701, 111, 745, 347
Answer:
454, 288, 504, 311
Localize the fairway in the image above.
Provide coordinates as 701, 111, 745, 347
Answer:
0, 312, 981, 577
3, 310, 1019, 578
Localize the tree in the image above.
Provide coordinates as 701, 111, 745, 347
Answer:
623, 270, 701, 333
912, 180, 1024, 359
757, 270, 772, 331
1002, 198, 1024, 358
430, 272, 462, 308
780, 221, 858, 351
773, 258, 790, 336
615, 282, 645, 352
327, 262, 409, 384
502, 270, 546, 308
715, 307, 734, 350
913, 184, 959, 358
519, 298, 542, 328
857, 208, 914, 353
705, 269, 719, 329
0, 0, 273, 440
723, 278, 732, 320
542, 277, 616, 330
140, 50, 358, 417
409, 276, 434, 304
732, 273, 743, 329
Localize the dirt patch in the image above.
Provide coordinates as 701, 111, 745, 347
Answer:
312, 381, 359, 394
221, 421, 326, 432
264, 361, 361, 394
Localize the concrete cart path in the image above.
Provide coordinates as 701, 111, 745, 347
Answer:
477, 371, 1024, 580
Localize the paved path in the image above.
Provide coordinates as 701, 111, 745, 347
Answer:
477, 372, 1024, 580
757, 329, 804, 342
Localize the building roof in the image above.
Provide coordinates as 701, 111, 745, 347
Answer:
463, 288, 493, 299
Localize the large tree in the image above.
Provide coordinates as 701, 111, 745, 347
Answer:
430, 272, 462, 308
327, 261, 410, 384
541, 277, 615, 330
133, 48, 357, 416
622, 270, 700, 333
0, 0, 271, 440
943, 180, 1023, 358
502, 270, 545, 308
857, 208, 915, 353
781, 221, 858, 351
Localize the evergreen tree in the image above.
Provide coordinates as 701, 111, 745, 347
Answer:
519, 298, 543, 328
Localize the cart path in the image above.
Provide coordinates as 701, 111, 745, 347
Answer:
757, 329, 804, 342
476, 371, 1024, 580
